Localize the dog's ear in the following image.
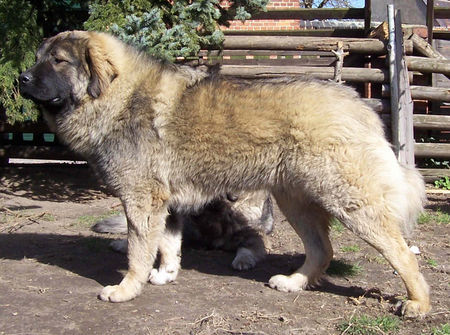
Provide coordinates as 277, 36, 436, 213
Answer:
85, 38, 117, 98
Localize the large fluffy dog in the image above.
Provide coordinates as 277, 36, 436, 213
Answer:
20, 31, 430, 317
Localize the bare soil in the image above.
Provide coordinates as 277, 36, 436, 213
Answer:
0, 164, 449, 335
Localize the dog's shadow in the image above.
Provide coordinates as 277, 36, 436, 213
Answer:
1, 164, 110, 203
0, 233, 125, 285
0, 232, 394, 304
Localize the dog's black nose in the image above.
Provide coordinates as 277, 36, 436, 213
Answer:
20, 72, 33, 84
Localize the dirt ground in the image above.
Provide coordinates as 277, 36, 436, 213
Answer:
0, 164, 448, 335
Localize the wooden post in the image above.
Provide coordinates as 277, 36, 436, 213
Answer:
388, 5, 415, 167
426, 0, 434, 43
331, 41, 349, 83
364, 0, 371, 35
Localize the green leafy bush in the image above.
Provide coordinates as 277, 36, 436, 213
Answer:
0, 0, 42, 124
84, 0, 268, 61
0, 0, 89, 124
434, 176, 450, 190
2, 0, 267, 123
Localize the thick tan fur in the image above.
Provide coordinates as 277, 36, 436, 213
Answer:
21, 31, 430, 317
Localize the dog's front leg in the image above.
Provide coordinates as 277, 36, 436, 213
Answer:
99, 191, 168, 302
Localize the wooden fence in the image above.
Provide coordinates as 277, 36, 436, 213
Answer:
1, 1, 449, 182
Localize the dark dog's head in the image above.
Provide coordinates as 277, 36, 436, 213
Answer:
19, 31, 118, 112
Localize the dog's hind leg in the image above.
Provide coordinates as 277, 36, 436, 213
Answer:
269, 192, 333, 292
99, 189, 169, 303
342, 210, 430, 317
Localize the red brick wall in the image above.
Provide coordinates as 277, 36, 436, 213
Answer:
221, 0, 302, 31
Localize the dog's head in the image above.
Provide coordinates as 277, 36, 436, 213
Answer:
19, 31, 118, 112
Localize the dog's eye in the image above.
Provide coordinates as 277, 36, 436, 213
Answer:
53, 57, 68, 64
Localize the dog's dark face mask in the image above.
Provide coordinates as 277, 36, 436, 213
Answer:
20, 59, 72, 109
19, 31, 111, 114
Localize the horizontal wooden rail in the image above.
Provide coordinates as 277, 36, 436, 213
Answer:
210, 57, 335, 67
434, 7, 450, 19
415, 143, 450, 158
383, 85, 450, 102
224, 36, 389, 54
406, 56, 450, 76
419, 168, 450, 183
199, 49, 334, 57
433, 30, 450, 40
411, 85, 450, 102
414, 114, 450, 130
219, 65, 388, 82
250, 8, 366, 20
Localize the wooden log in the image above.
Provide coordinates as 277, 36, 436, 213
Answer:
433, 30, 450, 41
419, 168, 450, 183
224, 36, 388, 54
369, 22, 389, 40
199, 57, 336, 67
406, 56, 450, 77
383, 84, 450, 102
199, 50, 334, 57
413, 114, 450, 130
415, 143, 450, 158
219, 65, 389, 82
434, 7, 450, 19
411, 85, 450, 102
409, 33, 446, 59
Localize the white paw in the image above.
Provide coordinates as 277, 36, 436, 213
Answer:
98, 284, 139, 302
149, 267, 179, 285
268, 273, 308, 292
110, 239, 127, 253
232, 248, 257, 270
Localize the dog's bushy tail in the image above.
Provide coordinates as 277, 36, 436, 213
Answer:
92, 214, 127, 234
399, 165, 426, 236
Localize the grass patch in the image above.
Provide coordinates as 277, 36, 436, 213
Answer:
340, 245, 361, 253
77, 215, 100, 226
331, 218, 345, 234
337, 314, 400, 335
418, 210, 450, 225
364, 254, 388, 265
41, 213, 56, 221
431, 324, 450, 335
327, 259, 362, 277
426, 258, 439, 268
434, 176, 450, 190
75, 210, 121, 227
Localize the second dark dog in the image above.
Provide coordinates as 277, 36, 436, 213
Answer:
93, 191, 273, 285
